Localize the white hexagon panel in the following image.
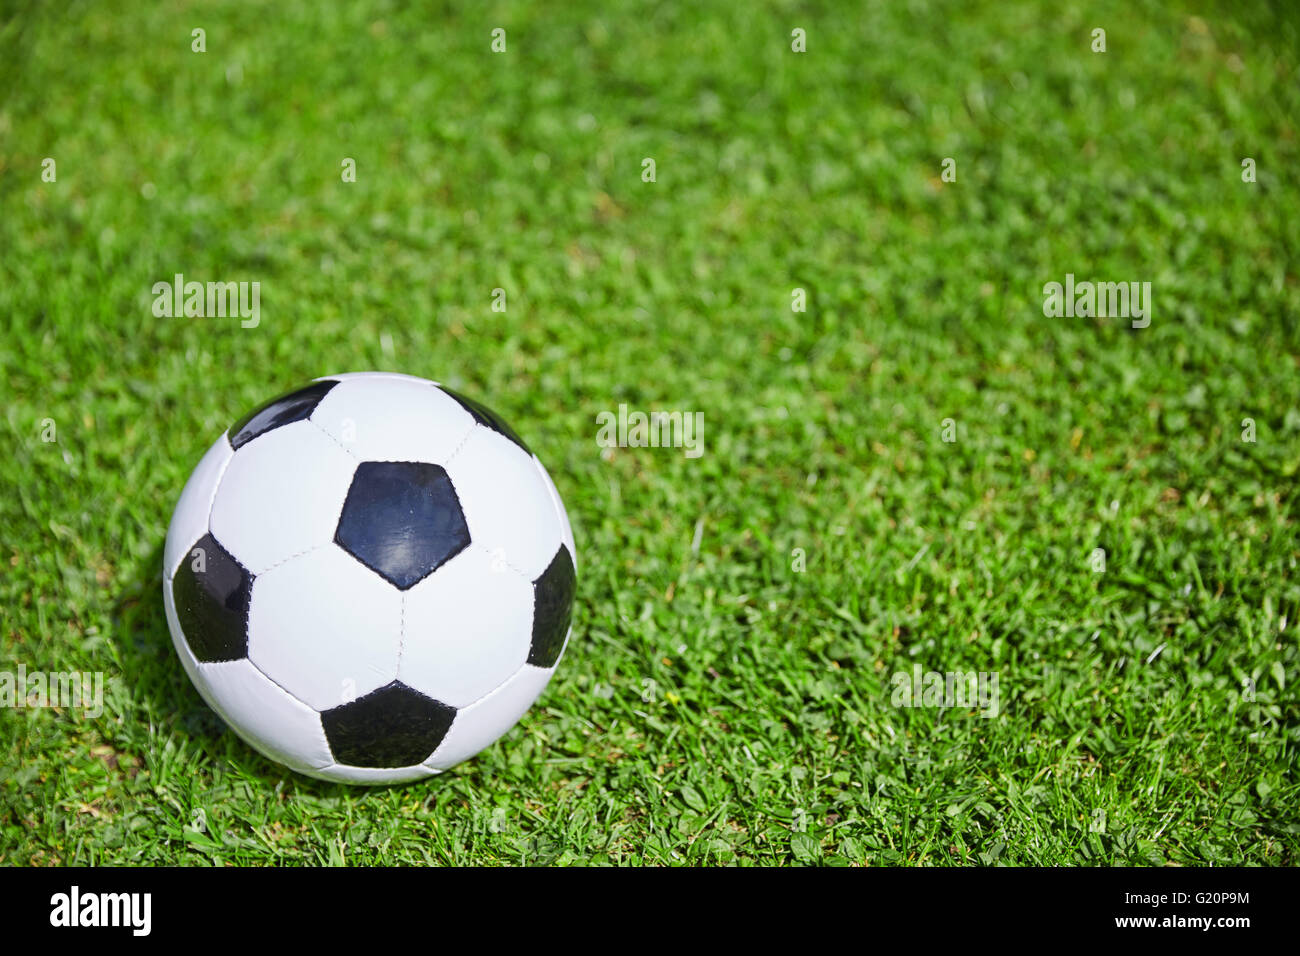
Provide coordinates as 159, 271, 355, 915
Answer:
247, 546, 403, 712
442, 426, 568, 580
400, 544, 535, 709
308, 374, 476, 466
163, 372, 577, 785
209, 420, 356, 575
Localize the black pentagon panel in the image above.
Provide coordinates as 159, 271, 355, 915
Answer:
228, 380, 338, 450
335, 461, 471, 589
438, 386, 531, 456
321, 681, 456, 768
528, 544, 576, 667
172, 532, 252, 663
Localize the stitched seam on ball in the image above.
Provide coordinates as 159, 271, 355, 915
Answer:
308, 417, 360, 461
205, 441, 236, 532
456, 660, 552, 721
467, 540, 531, 585
254, 539, 332, 577
498, 552, 533, 584
248, 656, 320, 714
422, 665, 553, 770
441, 419, 480, 467
395, 592, 407, 673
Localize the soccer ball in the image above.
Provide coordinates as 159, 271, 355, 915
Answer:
162, 372, 577, 784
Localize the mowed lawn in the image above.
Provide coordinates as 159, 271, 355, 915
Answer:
1, 0, 1297, 865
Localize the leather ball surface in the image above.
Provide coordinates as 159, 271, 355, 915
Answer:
162, 372, 577, 784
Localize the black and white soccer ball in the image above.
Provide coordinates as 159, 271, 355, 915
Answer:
162, 372, 577, 784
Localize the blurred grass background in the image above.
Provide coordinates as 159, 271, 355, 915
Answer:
1, 0, 1297, 864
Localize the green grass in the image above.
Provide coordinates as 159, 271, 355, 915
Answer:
1, 0, 1298, 865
